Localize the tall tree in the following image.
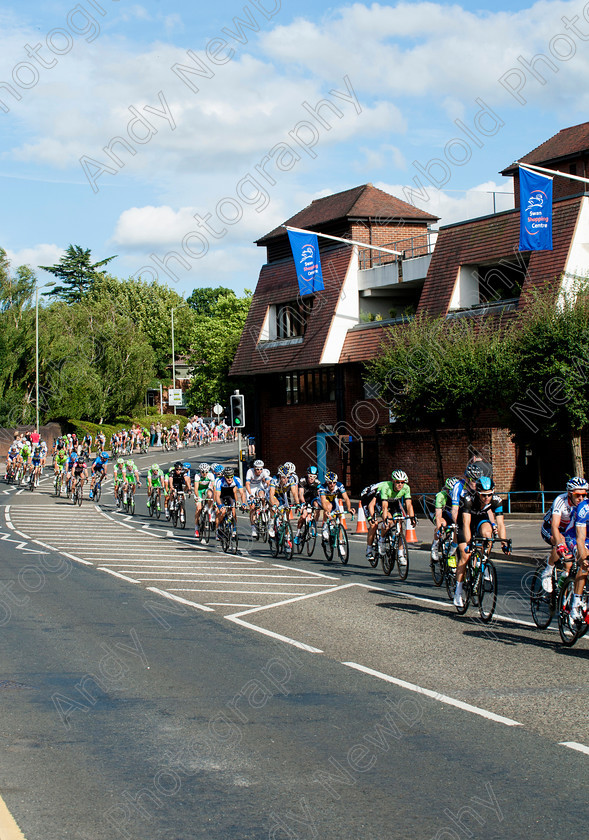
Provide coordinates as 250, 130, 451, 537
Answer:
40, 245, 116, 303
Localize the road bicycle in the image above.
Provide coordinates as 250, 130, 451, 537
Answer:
252, 497, 270, 542
321, 509, 349, 564
378, 514, 409, 579
269, 505, 293, 560
71, 478, 84, 506
296, 505, 318, 557
198, 500, 216, 544
125, 484, 138, 515
529, 553, 575, 630
449, 536, 505, 622
53, 468, 65, 497
556, 567, 589, 647
147, 487, 162, 519
170, 490, 187, 528
430, 524, 455, 586
218, 507, 239, 554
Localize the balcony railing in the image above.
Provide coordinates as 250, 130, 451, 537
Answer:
358, 231, 438, 270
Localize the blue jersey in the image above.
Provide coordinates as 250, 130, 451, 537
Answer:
215, 476, 243, 497
318, 481, 346, 503
564, 499, 589, 543
93, 456, 108, 469
451, 479, 470, 508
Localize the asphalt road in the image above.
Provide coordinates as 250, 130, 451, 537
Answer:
0, 442, 587, 840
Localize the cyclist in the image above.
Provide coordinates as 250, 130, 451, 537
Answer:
377, 470, 416, 556
564, 493, 589, 622
30, 444, 43, 488
89, 451, 109, 500
81, 431, 93, 458
194, 462, 215, 538
20, 438, 32, 480
360, 482, 383, 562
268, 465, 298, 537
71, 455, 88, 498
245, 459, 271, 537
5, 440, 20, 480
147, 463, 165, 513
295, 465, 321, 545
431, 477, 460, 562
454, 475, 511, 608
39, 438, 48, 474
123, 459, 141, 504
540, 477, 588, 592
113, 457, 127, 504
65, 447, 79, 493
169, 460, 192, 516
214, 466, 245, 537
318, 471, 354, 540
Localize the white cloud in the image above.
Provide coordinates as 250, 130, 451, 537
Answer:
376, 178, 515, 226
4, 244, 64, 274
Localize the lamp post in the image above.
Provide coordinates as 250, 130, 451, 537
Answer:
170, 302, 187, 415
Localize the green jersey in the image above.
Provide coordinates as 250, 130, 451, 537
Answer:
435, 487, 451, 510
378, 481, 411, 502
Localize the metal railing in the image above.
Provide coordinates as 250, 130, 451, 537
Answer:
416, 489, 562, 521
358, 231, 438, 270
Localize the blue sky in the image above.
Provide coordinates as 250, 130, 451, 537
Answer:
2, 0, 588, 295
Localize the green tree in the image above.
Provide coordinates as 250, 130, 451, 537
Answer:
367, 313, 512, 485
40, 245, 116, 303
0, 250, 36, 425
503, 281, 589, 477
185, 289, 252, 413
187, 286, 233, 318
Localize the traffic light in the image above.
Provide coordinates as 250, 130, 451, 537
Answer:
230, 393, 245, 428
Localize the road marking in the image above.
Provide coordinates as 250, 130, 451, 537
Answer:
98, 568, 140, 584
271, 563, 339, 580
146, 587, 214, 613
205, 602, 260, 608
559, 741, 589, 756
341, 662, 522, 727
226, 615, 324, 653
0, 790, 27, 839
170, 587, 315, 595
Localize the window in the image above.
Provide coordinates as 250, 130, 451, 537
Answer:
275, 298, 313, 339
274, 367, 336, 405
477, 257, 528, 304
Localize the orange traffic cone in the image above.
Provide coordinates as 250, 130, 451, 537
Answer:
356, 505, 368, 534
405, 516, 418, 544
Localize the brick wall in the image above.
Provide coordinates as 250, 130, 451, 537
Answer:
258, 396, 338, 473
0, 423, 63, 458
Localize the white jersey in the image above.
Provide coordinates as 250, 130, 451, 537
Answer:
543, 493, 574, 529
246, 467, 270, 494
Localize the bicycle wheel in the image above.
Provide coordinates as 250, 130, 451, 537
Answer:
530, 566, 554, 630
557, 578, 582, 646
269, 521, 280, 557
430, 543, 445, 586
282, 522, 293, 560
29, 472, 35, 492
396, 533, 409, 580
336, 525, 349, 564
201, 512, 211, 545
155, 499, 161, 519
178, 503, 186, 529
220, 524, 230, 553
381, 533, 394, 576
232, 527, 239, 555
478, 560, 497, 623
148, 495, 154, 517
54, 474, 61, 497
306, 521, 317, 557
296, 522, 307, 554
94, 482, 101, 503
322, 526, 334, 561
77, 484, 83, 506
258, 511, 268, 542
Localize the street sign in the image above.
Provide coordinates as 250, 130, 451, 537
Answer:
168, 389, 184, 407
213, 403, 223, 415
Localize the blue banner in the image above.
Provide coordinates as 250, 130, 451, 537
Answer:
519, 166, 553, 251
287, 229, 325, 296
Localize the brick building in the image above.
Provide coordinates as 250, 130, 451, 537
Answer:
232, 128, 589, 494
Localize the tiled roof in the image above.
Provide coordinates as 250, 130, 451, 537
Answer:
501, 121, 589, 175
230, 245, 354, 376
257, 183, 439, 243
417, 196, 583, 317
339, 322, 395, 363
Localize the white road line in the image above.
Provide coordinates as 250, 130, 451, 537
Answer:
271, 563, 339, 580
145, 587, 214, 613
98, 568, 140, 583
342, 662, 522, 727
227, 582, 360, 619
110, 572, 334, 580
62, 552, 93, 566
170, 588, 312, 595
205, 603, 260, 608
559, 741, 589, 756
226, 615, 324, 653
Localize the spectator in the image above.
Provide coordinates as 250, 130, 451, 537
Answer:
156, 422, 162, 447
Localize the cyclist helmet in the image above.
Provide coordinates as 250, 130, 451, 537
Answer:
307, 465, 318, 475
475, 476, 495, 494
391, 469, 408, 482
150, 464, 159, 472
325, 471, 338, 483
174, 461, 183, 469
199, 463, 211, 473
444, 476, 459, 491
117, 457, 124, 465
126, 460, 134, 469
566, 476, 589, 491
277, 465, 289, 478
253, 459, 264, 469
284, 461, 296, 475
464, 463, 483, 481
213, 464, 224, 475
183, 462, 191, 470
223, 466, 235, 479
100, 452, 109, 461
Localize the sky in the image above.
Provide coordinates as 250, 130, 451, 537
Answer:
2, 0, 589, 296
